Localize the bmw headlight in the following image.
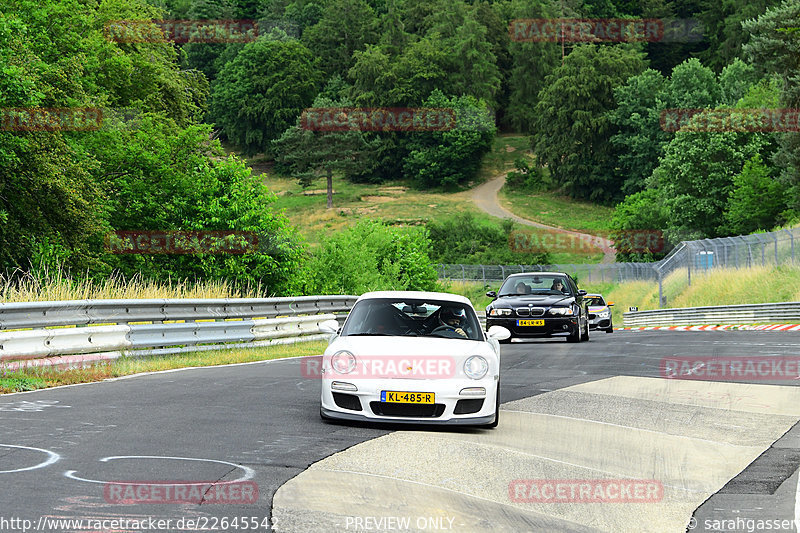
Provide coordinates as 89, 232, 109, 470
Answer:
598, 310, 611, 318
464, 356, 489, 379
548, 307, 574, 316
489, 308, 512, 316
330, 350, 357, 374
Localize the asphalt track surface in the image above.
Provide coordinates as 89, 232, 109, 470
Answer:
1, 330, 799, 532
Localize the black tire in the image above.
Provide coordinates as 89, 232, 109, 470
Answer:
605, 324, 614, 333
580, 320, 589, 342
566, 327, 580, 342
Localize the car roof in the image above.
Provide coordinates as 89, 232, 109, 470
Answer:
586, 293, 604, 298
505, 272, 571, 278
356, 291, 473, 307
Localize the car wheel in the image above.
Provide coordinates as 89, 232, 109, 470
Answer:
605, 323, 614, 333
566, 326, 580, 342
580, 321, 589, 342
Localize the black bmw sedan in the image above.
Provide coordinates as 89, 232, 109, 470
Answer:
485, 272, 590, 343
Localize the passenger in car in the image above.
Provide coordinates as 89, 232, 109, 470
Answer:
515, 281, 531, 294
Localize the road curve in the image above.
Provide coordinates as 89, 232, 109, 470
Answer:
472, 175, 617, 264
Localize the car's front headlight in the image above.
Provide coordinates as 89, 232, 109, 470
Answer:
330, 350, 357, 374
488, 308, 512, 316
548, 307, 574, 316
464, 356, 489, 379
598, 310, 611, 318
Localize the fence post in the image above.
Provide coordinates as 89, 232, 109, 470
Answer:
658, 270, 665, 308
774, 233, 779, 265
481, 265, 486, 285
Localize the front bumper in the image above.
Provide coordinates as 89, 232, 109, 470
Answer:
486, 316, 579, 338
588, 315, 612, 329
320, 377, 498, 425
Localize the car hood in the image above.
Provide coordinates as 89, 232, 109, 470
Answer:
588, 306, 609, 313
328, 335, 494, 357
492, 295, 575, 307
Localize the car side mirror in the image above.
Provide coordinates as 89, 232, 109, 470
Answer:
319, 319, 340, 334
578, 290, 587, 296
487, 325, 511, 340
607, 302, 615, 306
485, 291, 497, 299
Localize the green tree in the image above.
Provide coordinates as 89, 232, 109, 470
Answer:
272, 97, 382, 207
650, 111, 769, 240
608, 69, 668, 195
532, 44, 646, 202
303, 220, 440, 294
402, 91, 495, 189
301, 0, 378, 76
210, 38, 322, 154
506, 0, 559, 133
723, 154, 787, 234
743, 2, 800, 218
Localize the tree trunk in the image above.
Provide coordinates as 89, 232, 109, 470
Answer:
326, 168, 333, 209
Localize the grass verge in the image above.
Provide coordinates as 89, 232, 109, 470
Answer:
498, 186, 615, 233
0, 341, 327, 394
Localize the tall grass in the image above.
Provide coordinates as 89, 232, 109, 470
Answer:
0, 265, 265, 303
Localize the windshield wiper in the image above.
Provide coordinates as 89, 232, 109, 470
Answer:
346, 332, 394, 336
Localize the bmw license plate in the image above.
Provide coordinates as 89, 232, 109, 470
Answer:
381, 391, 435, 404
517, 319, 545, 326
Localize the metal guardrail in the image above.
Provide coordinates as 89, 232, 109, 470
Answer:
0, 296, 357, 364
623, 302, 800, 327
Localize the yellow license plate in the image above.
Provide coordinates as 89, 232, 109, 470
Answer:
517, 319, 545, 326
381, 391, 435, 404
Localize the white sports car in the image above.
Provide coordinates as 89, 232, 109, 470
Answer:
318, 291, 510, 427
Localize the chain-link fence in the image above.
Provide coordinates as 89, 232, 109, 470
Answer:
438, 227, 799, 308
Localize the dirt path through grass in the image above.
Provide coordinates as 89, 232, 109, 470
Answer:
472, 174, 617, 263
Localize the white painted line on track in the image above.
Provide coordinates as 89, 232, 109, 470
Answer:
64, 455, 255, 484
0, 444, 60, 473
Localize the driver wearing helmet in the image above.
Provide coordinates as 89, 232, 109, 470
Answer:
439, 306, 468, 338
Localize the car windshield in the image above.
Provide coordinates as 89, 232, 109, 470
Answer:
498, 275, 572, 296
341, 298, 483, 341
585, 297, 606, 306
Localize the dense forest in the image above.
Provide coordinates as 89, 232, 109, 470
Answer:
1, 0, 799, 293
